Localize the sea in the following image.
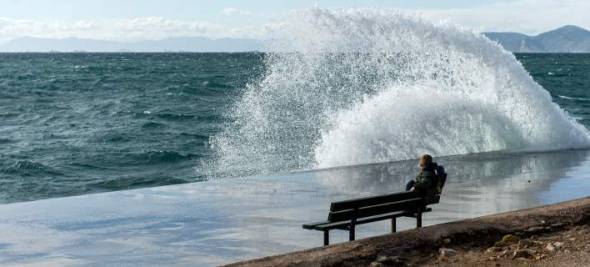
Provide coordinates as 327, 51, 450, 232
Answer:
2, 11, 590, 205
1, 52, 589, 204
0, 53, 264, 203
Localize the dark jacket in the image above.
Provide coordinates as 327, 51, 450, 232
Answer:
413, 163, 439, 202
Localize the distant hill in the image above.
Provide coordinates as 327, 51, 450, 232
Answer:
0, 36, 264, 52
484, 25, 590, 53
3, 25, 589, 53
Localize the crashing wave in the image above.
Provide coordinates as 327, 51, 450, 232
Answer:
203, 9, 590, 177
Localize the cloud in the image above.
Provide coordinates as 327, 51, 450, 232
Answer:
415, 0, 590, 35
116, 17, 216, 40
0, 17, 267, 42
222, 8, 252, 16
1, 1, 589, 42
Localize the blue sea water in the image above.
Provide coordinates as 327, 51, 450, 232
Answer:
0, 53, 263, 203
0, 52, 589, 204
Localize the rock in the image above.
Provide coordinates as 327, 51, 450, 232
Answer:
535, 254, 548, 261
499, 249, 511, 258
442, 238, 451, 245
550, 222, 565, 228
495, 234, 520, 247
518, 239, 535, 248
376, 255, 405, 265
376, 256, 388, 262
569, 237, 576, 241
369, 262, 385, 267
512, 249, 534, 259
565, 249, 571, 254
554, 242, 564, 248
526, 226, 545, 233
486, 247, 502, 254
545, 243, 556, 252
439, 248, 458, 258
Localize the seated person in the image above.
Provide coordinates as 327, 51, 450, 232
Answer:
406, 154, 445, 204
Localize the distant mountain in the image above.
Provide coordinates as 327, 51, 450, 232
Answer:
0, 36, 264, 52
484, 25, 590, 53
4, 25, 589, 53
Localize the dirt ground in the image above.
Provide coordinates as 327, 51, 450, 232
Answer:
401, 224, 590, 266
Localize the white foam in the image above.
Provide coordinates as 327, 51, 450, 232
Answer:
204, 9, 590, 177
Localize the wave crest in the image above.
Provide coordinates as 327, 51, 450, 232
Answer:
203, 9, 590, 177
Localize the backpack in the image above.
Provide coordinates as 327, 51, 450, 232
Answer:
434, 165, 447, 194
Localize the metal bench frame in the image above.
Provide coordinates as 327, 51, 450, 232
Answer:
303, 191, 439, 246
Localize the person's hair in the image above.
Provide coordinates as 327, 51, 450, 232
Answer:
419, 154, 433, 168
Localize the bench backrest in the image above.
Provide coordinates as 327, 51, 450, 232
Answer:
328, 191, 425, 222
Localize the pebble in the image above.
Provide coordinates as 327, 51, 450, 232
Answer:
439, 248, 458, 258
518, 239, 534, 248
554, 242, 564, 248
546, 243, 556, 252
550, 222, 565, 228
526, 226, 545, 233
495, 234, 520, 247
535, 254, 548, 260
500, 249, 511, 258
486, 247, 502, 253
512, 249, 534, 260
376, 255, 404, 265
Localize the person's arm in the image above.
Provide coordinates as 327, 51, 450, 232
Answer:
406, 180, 416, 191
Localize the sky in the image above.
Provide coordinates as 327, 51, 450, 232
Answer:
0, 0, 589, 42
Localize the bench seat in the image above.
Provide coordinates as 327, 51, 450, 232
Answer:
303, 208, 432, 231
303, 190, 439, 246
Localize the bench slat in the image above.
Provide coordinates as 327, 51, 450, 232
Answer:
304, 208, 434, 231
306, 211, 408, 230
330, 191, 420, 212
302, 221, 331, 229
328, 197, 423, 222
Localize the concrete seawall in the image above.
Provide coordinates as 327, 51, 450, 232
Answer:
227, 197, 590, 267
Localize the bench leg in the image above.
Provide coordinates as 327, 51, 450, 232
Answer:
416, 211, 422, 228
391, 217, 397, 233
349, 224, 355, 241
323, 230, 330, 246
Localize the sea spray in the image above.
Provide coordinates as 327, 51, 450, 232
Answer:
204, 9, 590, 177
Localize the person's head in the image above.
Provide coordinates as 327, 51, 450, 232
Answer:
418, 154, 433, 170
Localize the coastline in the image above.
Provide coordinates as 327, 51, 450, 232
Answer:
227, 196, 590, 267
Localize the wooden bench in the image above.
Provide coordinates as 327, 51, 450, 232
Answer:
303, 191, 440, 246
